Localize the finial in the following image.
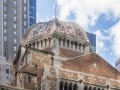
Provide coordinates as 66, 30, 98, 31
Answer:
54, 4, 57, 18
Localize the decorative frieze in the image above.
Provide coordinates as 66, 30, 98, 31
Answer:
110, 80, 120, 88
32, 53, 51, 65
47, 76, 57, 81
49, 83, 56, 90
60, 70, 79, 80
84, 75, 106, 85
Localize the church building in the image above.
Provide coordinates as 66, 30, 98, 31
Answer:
13, 17, 120, 90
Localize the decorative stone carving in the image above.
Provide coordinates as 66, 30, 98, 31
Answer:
25, 19, 87, 42
47, 76, 57, 81
32, 53, 51, 65
49, 67, 56, 75
49, 83, 56, 90
84, 75, 106, 85
79, 80, 83, 84
60, 70, 78, 80
110, 80, 120, 88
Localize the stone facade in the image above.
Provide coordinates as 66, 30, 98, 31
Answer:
13, 18, 120, 90
0, 56, 6, 85
0, 84, 28, 90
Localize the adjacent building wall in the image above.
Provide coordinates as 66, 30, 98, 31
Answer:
0, 56, 6, 85
115, 58, 120, 71
0, 0, 36, 85
86, 32, 96, 52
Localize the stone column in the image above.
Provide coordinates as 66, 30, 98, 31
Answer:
73, 41, 75, 50
38, 41, 41, 49
49, 37, 52, 47
83, 43, 85, 52
81, 43, 83, 52
106, 79, 110, 90
46, 38, 49, 47
35, 42, 37, 49
61, 38, 63, 47
68, 40, 71, 49
31, 43, 33, 48
41, 40, 43, 49
52, 36, 59, 56
79, 74, 84, 90
65, 39, 67, 48
42, 40, 45, 49
77, 42, 80, 51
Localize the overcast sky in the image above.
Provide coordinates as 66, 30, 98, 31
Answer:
36, 0, 120, 67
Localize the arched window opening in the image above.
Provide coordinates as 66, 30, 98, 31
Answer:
73, 84, 78, 90
60, 81, 64, 90
71, 41, 73, 49
49, 38, 51, 46
64, 82, 68, 90
84, 86, 88, 90
83, 44, 85, 51
75, 42, 77, 50
98, 88, 100, 90
93, 87, 96, 90
89, 86, 92, 90
1, 88, 4, 90
33, 43, 35, 48
63, 39, 65, 47
67, 40, 69, 48
28, 43, 31, 48
59, 38, 61, 46
69, 83, 73, 90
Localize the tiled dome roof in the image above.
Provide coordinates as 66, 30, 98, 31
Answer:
24, 18, 89, 42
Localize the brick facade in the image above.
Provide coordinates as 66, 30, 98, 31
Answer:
63, 53, 120, 80
59, 47, 84, 58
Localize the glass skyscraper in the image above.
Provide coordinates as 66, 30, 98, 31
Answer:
29, 0, 36, 26
86, 32, 96, 52
0, 0, 36, 85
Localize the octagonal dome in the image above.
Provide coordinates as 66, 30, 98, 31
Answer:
24, 18, 89, 42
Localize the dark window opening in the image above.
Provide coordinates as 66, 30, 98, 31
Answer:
75, 42, 77, 50
93, 87, 96, 90
73, 84, 78, 90
67, 40, 69, 48
69, 83, 72, 90
84, 86, 88, 90
4, 52, 6, 57
28, 76, 31, 82
89, 86, 92, 90
51, 57, 54, 66
83, 44, 85, 51
60, 81, 64, 90
98, 88, 100, 90
35, 65, 38, 71
1, 88, 4, 90
64, 82, 68, 90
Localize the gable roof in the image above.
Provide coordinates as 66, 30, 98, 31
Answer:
63, 53, 120, 80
